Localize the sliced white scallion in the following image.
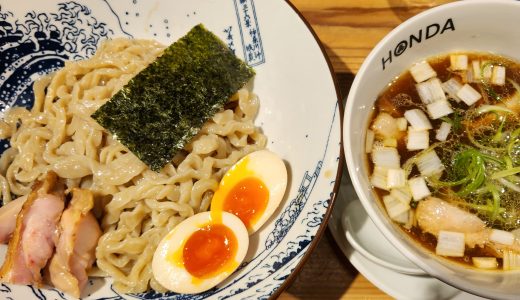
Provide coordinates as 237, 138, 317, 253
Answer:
371, 112, 399, 139
390, 186, 412, 205
410, 61, 437, 83
482, 61, 493, 79
383, 137, 397, 147
408, 176, 431, 201
472, 257, 498, 270
416, 78, 447, 104
441, 78, 463, 102
393, 210, 410, 224
403, 209, 414, 230
383, 194, 410, 223
387, 168, 406, 189
450, 54, 468, 71
435, 231, 465, 257
472, 60, 481, 81
456, 83, 482, 106
416, 150, 444, 176
372, 147, 400, 169
503, 250, 520, 270
436, 122, 452, 141
396, 117, 408, 131
370, 166, 389, 190
365, 129, 375, 153
404, 109, 432, 131
489, 229, 515, 246
406, 128, 429, 150
426, 99, 453, 119
492, 65, 506, 86
464, 68, 473, 84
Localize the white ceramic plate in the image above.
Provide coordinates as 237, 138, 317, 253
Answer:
328, 166, 487, 300
0, 0, 342, 299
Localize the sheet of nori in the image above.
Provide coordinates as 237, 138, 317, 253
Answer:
92, 24, 255, 171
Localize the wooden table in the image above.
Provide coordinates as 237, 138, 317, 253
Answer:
278, 1, 455, 299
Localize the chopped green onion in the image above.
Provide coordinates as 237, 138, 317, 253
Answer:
491, 166, 520, 179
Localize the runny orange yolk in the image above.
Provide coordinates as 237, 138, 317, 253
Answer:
222, 177, 268, 229
183, 224, 238, 278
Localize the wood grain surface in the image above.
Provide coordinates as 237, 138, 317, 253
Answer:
278, 1, 456, 299
290, 0, 453, 73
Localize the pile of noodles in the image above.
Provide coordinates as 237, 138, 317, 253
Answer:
0, 39, 266, 292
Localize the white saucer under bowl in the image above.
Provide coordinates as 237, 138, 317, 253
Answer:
341, 198, 426, 275
328, 167, 487, 300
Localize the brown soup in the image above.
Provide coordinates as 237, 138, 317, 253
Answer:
367, 52, 520, 269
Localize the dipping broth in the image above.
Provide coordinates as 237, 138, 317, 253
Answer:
367, 52, 520, 270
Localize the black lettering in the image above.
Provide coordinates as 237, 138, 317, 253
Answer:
394, 41, 408, 57
426, 23, 440, 39
382, 50, 392, 70
441, 18, 455, 34
409, 29, 422, 48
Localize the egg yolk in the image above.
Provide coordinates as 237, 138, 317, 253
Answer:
183, 223, 238, 278
222, 177, 269, 229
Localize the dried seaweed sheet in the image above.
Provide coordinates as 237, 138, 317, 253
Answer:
92, 24, 255, 171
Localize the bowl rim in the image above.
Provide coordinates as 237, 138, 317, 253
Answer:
344, 0, 520, 299
269, 1, 345, 298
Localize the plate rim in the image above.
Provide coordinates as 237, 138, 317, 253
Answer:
268, 1, 344, 298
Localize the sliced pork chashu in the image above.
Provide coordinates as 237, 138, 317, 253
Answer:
48, 188, 101, 298
0, 172, 65, 285
0, 195, 27, 244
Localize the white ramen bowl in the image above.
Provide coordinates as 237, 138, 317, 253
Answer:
344, 1, 520, 299
0, 0, 342, 299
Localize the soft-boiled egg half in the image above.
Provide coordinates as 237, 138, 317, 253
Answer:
211, 150, 287, 234
152, 211, 249, 294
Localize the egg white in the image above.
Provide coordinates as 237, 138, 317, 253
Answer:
152, 211, 249, 294
211, 150, 288, 234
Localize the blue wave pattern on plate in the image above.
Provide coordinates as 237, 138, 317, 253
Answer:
0, 1, 116, 153
0, 1, 337, 299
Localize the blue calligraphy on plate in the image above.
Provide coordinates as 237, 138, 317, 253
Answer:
233, 0, 265, 66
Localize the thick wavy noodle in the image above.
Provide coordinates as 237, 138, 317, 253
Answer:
0, 38, 266, 292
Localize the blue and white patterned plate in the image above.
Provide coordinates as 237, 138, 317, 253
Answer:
0, 0, 342, 299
